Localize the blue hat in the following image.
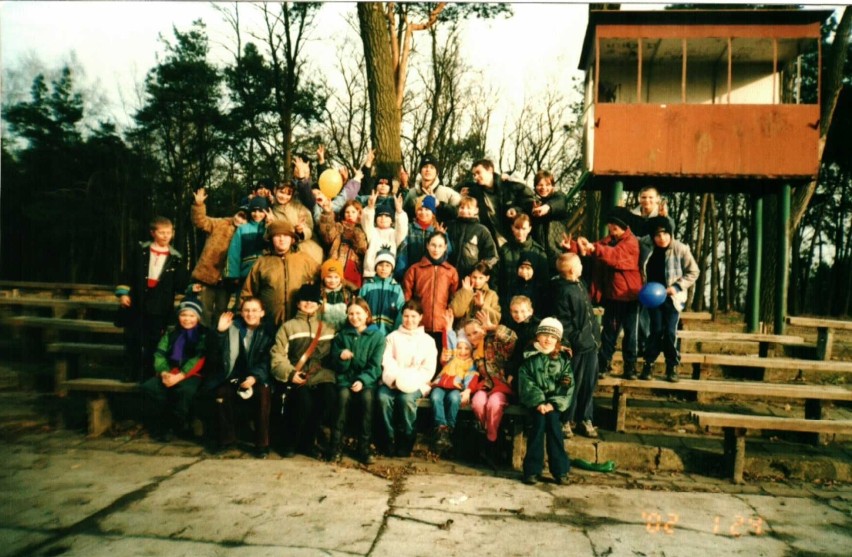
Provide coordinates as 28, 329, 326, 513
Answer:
178, 298, 203, 319
248, 196, 270, 211
420, 195, 437, 213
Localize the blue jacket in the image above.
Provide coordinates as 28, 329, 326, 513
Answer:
205, 318, 275, 389
226, 221, 267, 280
359, 276, 405, 336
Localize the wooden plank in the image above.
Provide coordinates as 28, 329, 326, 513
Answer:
703, 354, 852, 373
61, 378, 140, 393
691, 411, 852, 434
678, 331, 805, 344
0, 281, 113, 293
0, 297, 118, 311
681, 311, 712, 321
787, 316, 852, 331
599, 378, 852, 401
4, 316, 122, 334
47, 342, 124, 355
613, 352, 706, 364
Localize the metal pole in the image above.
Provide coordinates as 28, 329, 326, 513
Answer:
775, 184, 791, 334
599, 180, 624, 238
746, 194, 763, 332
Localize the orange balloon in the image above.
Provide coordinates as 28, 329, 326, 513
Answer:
318, 168, 343, 199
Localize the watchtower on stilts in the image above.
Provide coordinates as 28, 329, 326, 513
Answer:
577, 9, 832, 332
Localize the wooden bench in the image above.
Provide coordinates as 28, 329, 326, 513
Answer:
787, 316, 852, 361
47, 342, 124, 396
0, 281, 114, 299
61, 378, 140, 437
678, 331, 810, 357
691, 411, 852, 483
702, 354, 852, 379
4, 315, 122, 334
600, 377, 852, 433
0, 297, 118, 318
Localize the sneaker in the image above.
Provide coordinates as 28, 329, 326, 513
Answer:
358, 452, 375, 465
326, 451, 342, 463
639, 362, 653, 380
623, 361, 637, 380
522, 475, 539, 485
580, 420, 598, 439
254, 446, 270, 460
562, 422, 574, 438
553, 474, 569, 485
666, 369, 680, 383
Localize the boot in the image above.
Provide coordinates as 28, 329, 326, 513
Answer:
665, 364, 680, 383
396, 432, 415, 457
639, 361, 653, 380
479, 438, 499, 472
623, 360, 637, 380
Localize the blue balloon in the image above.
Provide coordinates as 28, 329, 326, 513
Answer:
639, 282, 667, 308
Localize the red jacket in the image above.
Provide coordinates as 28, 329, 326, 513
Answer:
591, 228, 642, 302
403, 257, 459, 333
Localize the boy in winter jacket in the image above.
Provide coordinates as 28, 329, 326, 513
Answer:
446, 196, 498, 280
359, 249, 406, 335
226, 195, 269, 285
576, 207, 642, 379
550, 253, 601, 438
522, 170, 571, 270
518, 318, 574, 485
205, 297, 275, 458
270, 182, 323, 266
271, 283, 338, 458
450, 262, 501, 324
319, 259, 355, 329
189, 188, 247, 329
498, 214, 549, 305
140, 298, 207, 442
639, 216, 699, 382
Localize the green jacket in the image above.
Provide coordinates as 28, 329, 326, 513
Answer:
331, 324, 385, 388
518, 349, 574, 412
153, 326, 207, 376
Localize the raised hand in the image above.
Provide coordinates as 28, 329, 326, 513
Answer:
532, 203, 550, 217
363, 149, 375, 168
193, 188, 207, 205
473, 290, 485, 308
394, 193, 404, 213
264, 208, 277, 222
462, 276, 472, 291
368, 190, 378, 209
217, 311, 234, 332
505, 208, 518, 219
399, 167, 409, 189
443, 308, 454, 332
316, 144, 326, 164
560, 232, 573, 252
434, 221, 447, 234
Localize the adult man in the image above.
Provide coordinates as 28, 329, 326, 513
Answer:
240, 220, 320, 327
629, 186, 667, 238
460, 159, 534, 247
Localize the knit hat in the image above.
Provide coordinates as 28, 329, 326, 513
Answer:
375, 247, 396, 269
248, 196, 270, 211
517, 253, 535, 270
419, 195, 437, 213
321, 258, 345, 280
267, 220, 296, 238
536, 317, 563, 339
376, 175, 394, 190
456, 330, 471, 348
295, 282, 323, 304
606, 207, 632, 230
376, 205, 394, 219
178, 297, 203, 319
652, 215, 675, 235
419, 153, 441, 175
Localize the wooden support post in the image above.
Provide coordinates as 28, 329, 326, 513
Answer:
775, 184, 791, 335
510, 417, 526, 471
611, 386, 627, 432
815, 327, 833, 361
804, 398, 822, 446
746, 194, 763, 333
54, 356, 69, 397
723, 427, 747, 484
758, 342, 769, 358
87, 394, 113, 437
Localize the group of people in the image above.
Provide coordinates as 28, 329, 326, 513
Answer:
115, 149, 698, 485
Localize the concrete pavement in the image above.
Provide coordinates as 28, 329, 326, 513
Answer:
1, 430, 851, 557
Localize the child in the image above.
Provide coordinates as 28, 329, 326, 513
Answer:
318, 198, 368, 290
518, 318, 574, 485
500, 255, 543, 323
498, 214, 549, 310
380, 299, 438, 457
189, 188, 247, 329
361, 190, 408, 278
271, 283, 337, 458
450, 262, 500, 324
329, 298, 386, 464
461, 312, 517, 468
357, 174, 397, 217
140, 298, 207, 442
270, 181, 324, 266
226, 195, 270, 286
506, 295, 541, 375
402, 231, 459, 354
430, 327, 475, 452
395, 195, 448, 280
523, 170, 570, 269
359, 248, 406, 335
116, 216, 186, 382
446, 195, 499, 280
551, 253, 601, 438
639, 216, 699, 382
205, 297, 275, 458
576, 207, 642, 379
320, 259, 355, 329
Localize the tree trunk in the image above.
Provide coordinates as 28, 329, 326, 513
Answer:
710, 194, 720, 316
720, 194, 732, 311
690, 194, 709, 311
358, 3, 403, 177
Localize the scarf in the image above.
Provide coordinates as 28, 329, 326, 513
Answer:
169, 325, 201, 364
533, 341, 554, 355
426, 251, 448, 265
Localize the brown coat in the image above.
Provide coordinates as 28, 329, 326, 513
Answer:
190, 203, 240, 285
450, 283, 501, 324
318, 210, 368, 290
403, 258, 459, 333
241, 251, 320, 326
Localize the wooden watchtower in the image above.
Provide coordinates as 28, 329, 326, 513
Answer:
577, 8, 832, 331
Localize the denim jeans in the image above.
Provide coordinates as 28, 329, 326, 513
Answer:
378, 385, 421, 439
564, 348, 599, 424
330, 386, 374, 454
599, 299, 640, 364
430, 388, 462, 428
644, 298, 681, 366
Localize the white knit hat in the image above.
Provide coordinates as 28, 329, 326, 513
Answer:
536, 317, 563, 339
